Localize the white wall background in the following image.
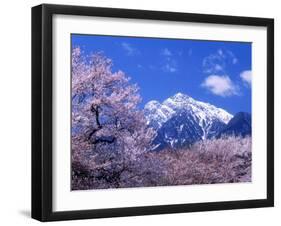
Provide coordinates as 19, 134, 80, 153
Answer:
0, 0, 279, 225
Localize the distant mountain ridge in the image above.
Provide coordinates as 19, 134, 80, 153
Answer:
144, 93, 251, 150
217, 112, 251, 138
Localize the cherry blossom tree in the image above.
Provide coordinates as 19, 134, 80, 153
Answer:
71, 47, 156, 189
160, 135, 252, 185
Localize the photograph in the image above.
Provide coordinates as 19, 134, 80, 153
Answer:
71, 34, 252, 190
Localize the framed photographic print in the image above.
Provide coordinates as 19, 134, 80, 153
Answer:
32, 4, 274, 221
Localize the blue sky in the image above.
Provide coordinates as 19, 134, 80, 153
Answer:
72, 34, 252, 114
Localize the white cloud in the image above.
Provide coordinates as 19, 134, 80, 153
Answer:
162, 63, 177, 73
121, 42, 139, 56
214, 64, 223, 71
201, 75, 239, 97
218, 49, 224, 56
202, 49, 238, 74
227, 50, 238, 64
161, 48, 172, 56
240, 70, 252, 86
160, 48, 177, 73
203, 52, 225, 74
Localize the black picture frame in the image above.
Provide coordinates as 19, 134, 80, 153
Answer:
32, 3, 274, 222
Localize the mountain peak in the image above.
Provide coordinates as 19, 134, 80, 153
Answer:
163, 92, 194, 109
174, 92, 188, 98
144, 93, 235, 149
170, 92, 192, 101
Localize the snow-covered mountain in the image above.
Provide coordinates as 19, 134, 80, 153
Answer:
144, 93, 234, 150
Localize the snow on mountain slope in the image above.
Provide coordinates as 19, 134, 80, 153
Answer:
144, 100, 175, 129
144, 93, 233, 149
162, 93, 232, 124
